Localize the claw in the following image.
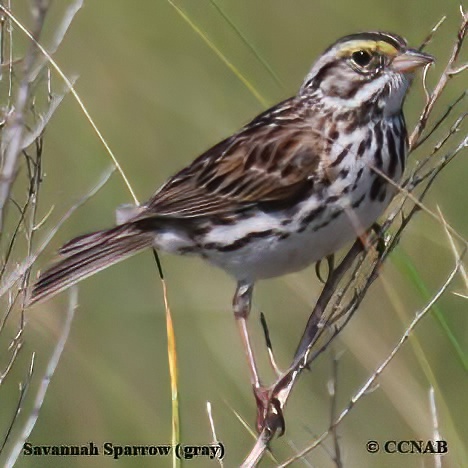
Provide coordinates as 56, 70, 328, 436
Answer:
269, 397, 286, 437
253, 386, 286, 436
315, 255, 335, 284
371, 222, 386, 256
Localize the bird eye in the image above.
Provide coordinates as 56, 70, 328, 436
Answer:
351, 50, 372, 67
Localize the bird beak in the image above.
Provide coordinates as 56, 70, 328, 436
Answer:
392, 48, 434, 73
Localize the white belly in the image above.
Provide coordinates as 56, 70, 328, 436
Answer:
202, 177, 394, 281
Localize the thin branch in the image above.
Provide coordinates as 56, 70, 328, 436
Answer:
0, 338, 22, 384
0, 0, 49, 233
0, 166, 115, 301
4, 287, 77, 468
410, 8, 468, 149
0, 3, 139, 205
278, 256, 463, 467
418, 16, 447, 51
206, 402, 224, 468
328, 353, 343, 468
0, 353, 34, 455
411, 90, 466, 150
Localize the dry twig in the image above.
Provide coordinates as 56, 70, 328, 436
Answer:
0, 1, 83, 459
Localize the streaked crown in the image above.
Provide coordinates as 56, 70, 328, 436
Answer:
301, 31, 433, 115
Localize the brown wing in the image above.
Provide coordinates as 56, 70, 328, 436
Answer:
143, 97, 324, 218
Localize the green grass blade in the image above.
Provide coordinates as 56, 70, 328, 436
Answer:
393, 248, 468, 372
166, 0, 269, 107
209, 0, 285, 90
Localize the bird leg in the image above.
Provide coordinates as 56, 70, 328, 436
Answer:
233, 281, 270, 431
233, 281, 259, 387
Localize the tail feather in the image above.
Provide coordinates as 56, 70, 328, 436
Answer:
28, 224, 153, 306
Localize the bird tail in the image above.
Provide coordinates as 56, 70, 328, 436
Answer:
28, 223, 154, 306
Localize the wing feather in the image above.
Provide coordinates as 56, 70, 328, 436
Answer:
142, 97, 324, 218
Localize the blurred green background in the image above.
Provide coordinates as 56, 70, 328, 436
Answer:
1, 0, 467, 467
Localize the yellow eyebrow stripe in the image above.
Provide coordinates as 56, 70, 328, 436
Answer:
337, 40, 399, 57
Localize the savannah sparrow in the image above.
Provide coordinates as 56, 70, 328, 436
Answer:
29, 31, 432, 421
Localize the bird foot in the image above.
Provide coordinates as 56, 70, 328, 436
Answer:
253, 385, 285, 436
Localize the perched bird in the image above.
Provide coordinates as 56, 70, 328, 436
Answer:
29, 31, 433, 418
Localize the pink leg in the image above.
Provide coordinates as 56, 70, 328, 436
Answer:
233, 281, 270, 431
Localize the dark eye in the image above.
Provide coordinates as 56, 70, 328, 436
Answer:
351, 50, 372, 67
